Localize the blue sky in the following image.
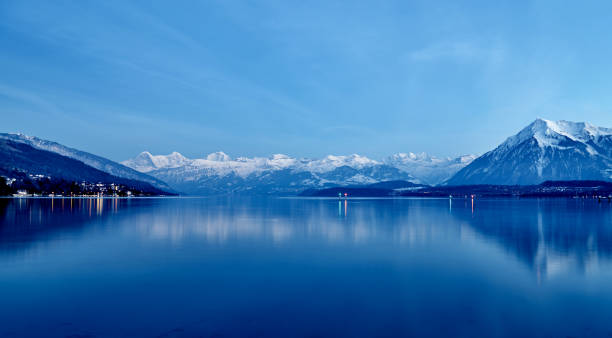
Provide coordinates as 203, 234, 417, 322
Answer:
1, 0, 612, 161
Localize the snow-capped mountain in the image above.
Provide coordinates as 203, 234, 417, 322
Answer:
0, 133, 172, 191
447, 119, 612, 185
384, 152, 478, 185
122, 151, 190, 173
122, 151, 474, 195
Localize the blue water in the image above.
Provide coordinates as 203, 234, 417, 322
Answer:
1, 197, 612, 337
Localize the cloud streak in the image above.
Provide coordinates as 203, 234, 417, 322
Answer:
407, 40, 506, 64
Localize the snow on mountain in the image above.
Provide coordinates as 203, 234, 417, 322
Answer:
0, 133, 172, 191
122, 151, 190, 173
384, 152, 477, 185
0, 138, 170, 195
123, 152, 386, 179
122, 150, 474, 195
503, 119, 612, 152
206, 151, 231, 162
447, 118, 612, 185
302, 154, 380, 173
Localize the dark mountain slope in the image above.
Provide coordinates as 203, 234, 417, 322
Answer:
0, 139, 169, 194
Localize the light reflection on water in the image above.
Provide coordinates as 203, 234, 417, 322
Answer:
1, 197, 612, 337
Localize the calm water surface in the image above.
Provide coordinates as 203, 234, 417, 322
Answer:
1, 197, 612, 337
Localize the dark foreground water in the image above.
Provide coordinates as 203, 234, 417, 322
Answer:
1, 197, 612, 337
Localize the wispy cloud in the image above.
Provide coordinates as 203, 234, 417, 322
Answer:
407, 40, 506, 64
2, 1, 320, 129
0, 83, 64, 116
2, 0, 611, 159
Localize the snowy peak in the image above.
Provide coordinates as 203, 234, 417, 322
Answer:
136, 151, 155, 162
448, 119, 612, 185
535, 119, 612, 139
206, 151, 231, 162
266, 154, 297, 169
163, 151, 189, 164
388, 152, 435, 162
385, 152, 478, 165
384, 153, 477, 185
302, 154, 380, 173
121, 151, 190, 172
504, 118, 612, 150
126, 151, 157, 172
386, 152, 440, 164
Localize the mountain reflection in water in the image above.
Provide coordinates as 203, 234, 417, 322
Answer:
3, 197, 612, 337
1, 197, 611, 280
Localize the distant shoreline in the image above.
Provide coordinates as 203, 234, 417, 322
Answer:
299, 180, 612, 199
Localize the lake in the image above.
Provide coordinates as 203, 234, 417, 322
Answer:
1, 197, 612, 337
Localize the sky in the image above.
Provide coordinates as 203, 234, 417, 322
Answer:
1, 0, 612, 162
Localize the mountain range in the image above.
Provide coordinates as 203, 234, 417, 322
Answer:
121, 151, 475, 195
1, 118, 610, 195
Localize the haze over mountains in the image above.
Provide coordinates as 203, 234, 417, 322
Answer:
1, 119, 610, 196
